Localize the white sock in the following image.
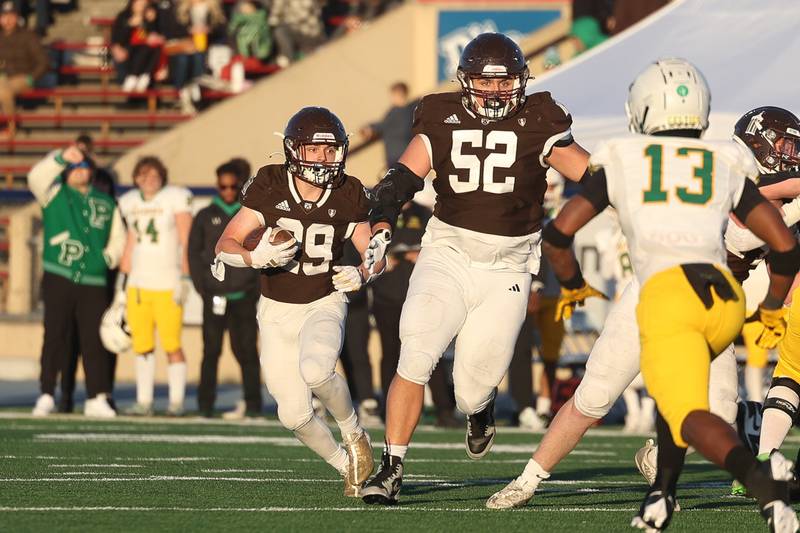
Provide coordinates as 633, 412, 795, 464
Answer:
759, 384, 800, 455
292, 415, 347, 473
387, 443, 408, 460
135, 353, 155, 406
640, 396, 656, 425
536, 396, 551, 417
623, 388, 641, 425
520, 458, 550, 483
167, 362, 187, 407
337, 410, 361, 439
745, 366, 765, 402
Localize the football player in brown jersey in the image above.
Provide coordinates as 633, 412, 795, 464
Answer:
212, 107, 385, 497
360, 33, 593, 505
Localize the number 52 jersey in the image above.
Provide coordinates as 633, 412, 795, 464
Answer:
590, 134, 760, 284
118, 185, 193, 290
413, 91, 573, 272
240, 164, 370, 304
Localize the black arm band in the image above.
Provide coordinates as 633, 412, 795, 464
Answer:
542, 221, 574, 249
732, 179, 765, 221
368, 162, 425, 226
757, 170, 800, 188
766, 244, 800, 277
561, 270, 585, 290
576, 168, 610, 212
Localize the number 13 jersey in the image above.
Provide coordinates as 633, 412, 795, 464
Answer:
413, 91, 573, 272
240, 164, 370, 304
591, 134, 759, 284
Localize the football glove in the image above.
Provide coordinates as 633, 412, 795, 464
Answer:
332, 265, 364, 293
365, 229, 391, 274
746, 306, 788, 349
555, 283, 608, 321
250, 227, 298, 269
172, 275, 193, 305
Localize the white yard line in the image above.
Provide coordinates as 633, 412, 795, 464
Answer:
0, 506, 759, 513
200, 469, 293, 473
49, 464, 143, 468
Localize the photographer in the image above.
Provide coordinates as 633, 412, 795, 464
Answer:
28, 145, 125, 417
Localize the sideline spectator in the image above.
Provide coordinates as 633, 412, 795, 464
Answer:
163, 0, 227, 114
228, 0, 271, 61
0, 1, 47, 134
188, 160, 262, 419
117, 156, 193, 416
360, 82, 416, 168
269, 0, 323, 68
370, 201, 459, 427
111, 0, 165, 92
28, 144, 126, 418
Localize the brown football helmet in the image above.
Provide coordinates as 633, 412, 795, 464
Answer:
733, 106, 800, 173
457, 33, 530, 121
283, 106, 349, 188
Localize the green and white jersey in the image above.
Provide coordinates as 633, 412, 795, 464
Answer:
119, 185, 192, 290
592, 134, 758, 284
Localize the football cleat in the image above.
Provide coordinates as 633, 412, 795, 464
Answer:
761, 500, 800, 533
631, 489, 676, 532
731, 480, 748, 497
517, 407, 547, 432
166, 403, 185, 417
361, 450, 403, 505
32, 393, 55, 417
344, 429, 375, 493
486, 471, 549, 509
84, 394, 116, 418
466, 391, 497, 460
357, 399, 384, 429
635, 439, 658, 486
342, 471, 361, 497
124, 403, 154, 416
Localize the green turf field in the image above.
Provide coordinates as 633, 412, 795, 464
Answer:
0, 414, 793, 532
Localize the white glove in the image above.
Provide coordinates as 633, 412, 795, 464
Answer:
332, 265, 364, 293
364, 229, 391, 274
250, 227, 298, 269
172, 275, 192, 305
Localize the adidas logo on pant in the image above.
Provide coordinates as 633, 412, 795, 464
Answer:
508, 284, 521, 293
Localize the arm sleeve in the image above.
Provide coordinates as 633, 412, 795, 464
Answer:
103, 207, 127, 269
27, 150, 64, 206
577, 168, 611, 213
239, 171, 269, 225
187, 210, 206, 294
539, 100, 574, 168
732, 178, 766, 221
410, 97, 427, 137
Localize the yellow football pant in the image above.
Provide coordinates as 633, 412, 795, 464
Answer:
534, 296, 565, 364
742, 315, 769, 369
773, 287, 800, 384
126, 287, 183, 354
637, 265, 744, 447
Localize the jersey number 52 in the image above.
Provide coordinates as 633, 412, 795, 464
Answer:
450, 130, 517, 194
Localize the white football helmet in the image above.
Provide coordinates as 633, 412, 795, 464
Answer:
99, 301, 131, 353
625, 58, 710, 135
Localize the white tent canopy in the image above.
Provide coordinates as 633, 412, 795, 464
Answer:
529, 0, 800, 148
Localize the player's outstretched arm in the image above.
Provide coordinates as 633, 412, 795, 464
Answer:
736, 181, 800, 347
546, 142, 590, 183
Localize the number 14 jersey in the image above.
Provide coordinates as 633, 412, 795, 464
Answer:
240, 164, 370, 304
591, 134, 759, 284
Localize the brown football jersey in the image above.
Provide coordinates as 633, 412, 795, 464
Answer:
413, 91, 573, 237
240, 164, 370, 304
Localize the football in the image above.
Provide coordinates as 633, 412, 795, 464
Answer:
242, 226, 293, 251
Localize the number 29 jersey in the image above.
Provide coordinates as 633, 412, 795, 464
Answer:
118, 185, 193, 290
413, 91, 573, 272
240, 164, 370, 304
592, 134, 759, 284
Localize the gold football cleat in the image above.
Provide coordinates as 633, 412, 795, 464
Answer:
343, 429, 375, 496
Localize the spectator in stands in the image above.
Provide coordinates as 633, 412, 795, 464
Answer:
370, 201, 459, 427
188, 159, 262, 419
111, 0, 165, 93
360, 82, 417, 168
0, 1, 47, 134
269, 0, 323, 68
165, 0, 227, 114
28, 144, 126, 418
228, 0, 271, 61
12, 0, 52, 36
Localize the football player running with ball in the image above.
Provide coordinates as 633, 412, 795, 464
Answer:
213, 107, 383, 497
360, 33, 591, 505
540, 59, 800, 531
